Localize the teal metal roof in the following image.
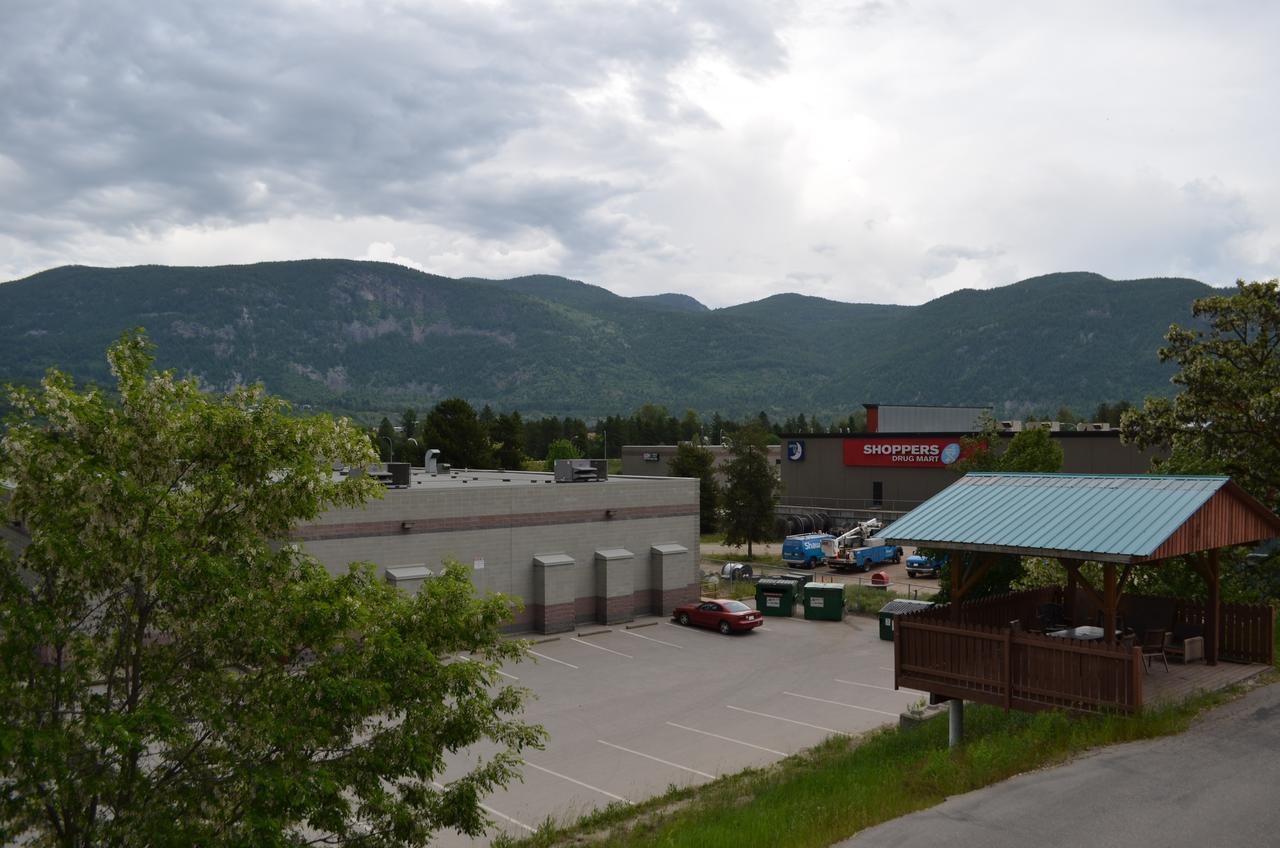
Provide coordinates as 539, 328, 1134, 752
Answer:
881, 474, 1232, 562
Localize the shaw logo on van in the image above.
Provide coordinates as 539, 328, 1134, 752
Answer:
843, 438, 971, 467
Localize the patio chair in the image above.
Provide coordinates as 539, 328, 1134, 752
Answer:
1141, 628, 1169, 672
1165, 624, 1205, 664
1036, 603, 1069, 633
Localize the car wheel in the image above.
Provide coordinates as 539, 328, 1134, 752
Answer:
807, 557, 819, 570
719, 620, 731, 635
678, 612, 691, 626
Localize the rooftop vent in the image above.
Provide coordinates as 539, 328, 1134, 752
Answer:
554, 459, 607, 482
386, 462, 412, 488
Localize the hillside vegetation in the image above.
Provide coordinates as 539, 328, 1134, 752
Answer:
0, 262, 1214, 419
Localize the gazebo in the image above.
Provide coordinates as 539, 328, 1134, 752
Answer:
882, 473, 1279, 720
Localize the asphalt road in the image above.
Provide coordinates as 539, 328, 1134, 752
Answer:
840, 681, 1280, 848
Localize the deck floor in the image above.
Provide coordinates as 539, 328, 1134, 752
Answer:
1142, 658, 1269, 705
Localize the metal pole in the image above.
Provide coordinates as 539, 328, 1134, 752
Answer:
380, 435, 393, 463
949, 699, 964, 748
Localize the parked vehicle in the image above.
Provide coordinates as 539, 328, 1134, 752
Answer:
905, 554, 945, 578
827, 538, 903, 573
781, 533, 835, 569
672, 599, 764, 634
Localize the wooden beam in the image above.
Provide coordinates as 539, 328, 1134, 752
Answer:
1103, 563, 1117, 646
1063, 559, 1078, 623
1061, 559, 1103, 608
950, 550, 963, 624
1117, 564, 1135, 595
957, 555, 996, 600
1206, 549, 1220, 666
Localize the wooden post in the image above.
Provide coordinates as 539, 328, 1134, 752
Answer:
1063, 558, 1078, 623
1206, 549, 1220, 666
950, 550, 963, 624
1003, 627, 1013, 711
1103, 563, 1117, 646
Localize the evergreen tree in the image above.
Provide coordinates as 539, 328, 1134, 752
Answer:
422, 398, 494, 469
721, 423, 780, 557
669, 441, 720, 534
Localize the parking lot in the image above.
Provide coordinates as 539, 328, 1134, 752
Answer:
436, 609, 921, 846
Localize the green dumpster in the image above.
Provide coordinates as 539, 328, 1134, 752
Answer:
755, 578, 797, 617
877, 599, 934, 641
803, 582, 845, 621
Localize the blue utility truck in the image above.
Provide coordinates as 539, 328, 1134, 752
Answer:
826, 537, 903, 573
781, 533, 834, 569
905, 554, 945, 578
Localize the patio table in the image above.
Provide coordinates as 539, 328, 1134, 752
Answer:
1044, 625, 1119, 642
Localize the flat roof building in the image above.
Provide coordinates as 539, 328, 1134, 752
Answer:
294, 467, 700, 634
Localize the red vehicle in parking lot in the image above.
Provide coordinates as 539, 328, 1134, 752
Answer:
672, 599, 763, 634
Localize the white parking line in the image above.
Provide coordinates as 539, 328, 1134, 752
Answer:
665, 721, 786, 756
454, 653, 520, 681
724, 704, 850, 737
618, 629, 685, 649
528, 650, 579, 669
597, 740, 715, 780
523, 761, 631, 803
433, 782, 535, 832
783, 691, 898, 718
835, 677, 926, 695
570, 637, 632, 659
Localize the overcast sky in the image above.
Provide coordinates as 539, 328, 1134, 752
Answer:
2, 1, 1277, 306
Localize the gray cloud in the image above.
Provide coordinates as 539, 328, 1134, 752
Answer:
2, 0, 1278, 306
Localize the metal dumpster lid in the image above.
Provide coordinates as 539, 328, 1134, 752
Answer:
879, 599, 935, 614
757, 577, 797, 589
804, 582, 844, 591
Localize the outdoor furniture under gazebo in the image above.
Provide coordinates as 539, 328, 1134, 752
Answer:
881, 474, 1279, 726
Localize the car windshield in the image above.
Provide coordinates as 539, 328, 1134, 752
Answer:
723, 601, 751, 612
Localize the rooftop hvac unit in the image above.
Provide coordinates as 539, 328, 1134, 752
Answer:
1028, 421, 1062, 432
1087, 422, 1111, 431
554, 458, 604, 482
386, 462, 412, 488
999, 420, 1023, 432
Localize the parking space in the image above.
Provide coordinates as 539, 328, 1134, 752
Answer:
433, 609, 917, 846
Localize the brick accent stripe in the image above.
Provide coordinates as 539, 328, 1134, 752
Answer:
292, 503, 696, 542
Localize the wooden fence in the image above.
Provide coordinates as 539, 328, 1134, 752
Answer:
895, 606, 1141, 714
895, 589, 1276, 714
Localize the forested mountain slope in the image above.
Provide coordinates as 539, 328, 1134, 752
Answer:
0, 262, 1214, 419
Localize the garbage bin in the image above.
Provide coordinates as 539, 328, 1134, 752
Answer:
755, 578, 797, 617
803, 582, 845, 621
869, 570, 890, 589
877, 599, 934, 641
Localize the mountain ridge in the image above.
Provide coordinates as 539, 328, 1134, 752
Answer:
0, 261, 1218, 420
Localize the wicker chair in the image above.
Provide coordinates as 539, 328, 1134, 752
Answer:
1165, 624, 1205, 664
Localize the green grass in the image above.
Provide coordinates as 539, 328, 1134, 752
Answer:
500, 683, 1260, 848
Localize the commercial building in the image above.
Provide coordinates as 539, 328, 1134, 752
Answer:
293, 467, 700, 634
620, 443, 782, 482
779, 404, 1164, 523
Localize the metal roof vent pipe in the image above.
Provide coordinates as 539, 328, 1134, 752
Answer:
425, 449, 441, 474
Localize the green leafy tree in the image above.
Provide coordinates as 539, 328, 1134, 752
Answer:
422, 397, 494, 469
669, 441, 720, 534
998, 426, 1064, 472
1122, 279, 1280, 512
721, 423, 780, 557
0, 333, 543, 847
543, 437, 583, 470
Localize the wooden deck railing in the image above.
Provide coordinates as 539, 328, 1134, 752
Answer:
896, 589, 1275, 714
1171, 599, 1275, 665
895, 608, 1141, 713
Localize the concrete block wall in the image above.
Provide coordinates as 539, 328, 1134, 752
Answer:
295, 474, 699, 633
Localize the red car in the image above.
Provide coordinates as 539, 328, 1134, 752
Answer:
672, 599, 763, 634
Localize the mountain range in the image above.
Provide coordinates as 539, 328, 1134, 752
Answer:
0, 261, 1218, 420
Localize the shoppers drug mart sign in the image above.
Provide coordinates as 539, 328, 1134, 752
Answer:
843, 437, 972, 467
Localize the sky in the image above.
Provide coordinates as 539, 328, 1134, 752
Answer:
2, 0, 1278, 307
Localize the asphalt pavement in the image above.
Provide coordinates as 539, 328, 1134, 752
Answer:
839, 681, 1280, 848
